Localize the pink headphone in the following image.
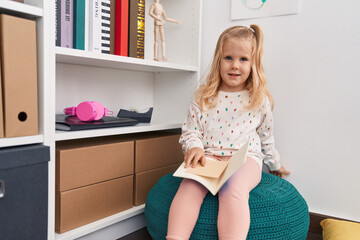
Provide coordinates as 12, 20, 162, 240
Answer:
63, 101, 113, 122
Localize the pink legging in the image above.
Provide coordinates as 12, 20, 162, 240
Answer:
166, 157, 261, 240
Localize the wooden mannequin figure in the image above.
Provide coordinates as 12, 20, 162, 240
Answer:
149, 0, 181, 61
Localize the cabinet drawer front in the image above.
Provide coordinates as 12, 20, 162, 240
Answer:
135, 134, 183, 173
56, 141, 134, 191
56, 175, 133, 234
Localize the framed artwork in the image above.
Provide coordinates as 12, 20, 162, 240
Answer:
231, 0, 300, 20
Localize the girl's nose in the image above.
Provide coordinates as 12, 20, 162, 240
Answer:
231, 61, 240, 69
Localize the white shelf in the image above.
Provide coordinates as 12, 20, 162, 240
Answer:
0, 1, 43, 18
55, 122, 182, 141
0, 134, 44, 148
55, 47, 198, 73
55, 204, 145, 240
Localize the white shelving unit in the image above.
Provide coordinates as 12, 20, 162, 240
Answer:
55, 205, 145, 240
0, 134, 44, 148
55, 122, 182, 141
1, 0, 202, 239
0, 2, 45, 150
0, 1, 43, 18
56, 47, 198, 73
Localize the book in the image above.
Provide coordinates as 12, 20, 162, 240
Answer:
173, 139, 250, 195
110, 0, 116, 54
73, 0, 85, 50
89, 0, 101, 52
100, 0, 111, 54
57, 0, 73, 48
115, 0, 129, 56
56, 114, 139, 131
128, 0, 145, 59
84, 0, 89, 51
55, 0, 61, 46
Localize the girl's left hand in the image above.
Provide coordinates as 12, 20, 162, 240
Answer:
270, 166, 290, 178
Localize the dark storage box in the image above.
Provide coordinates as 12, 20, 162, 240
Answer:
0, 144, 49, 240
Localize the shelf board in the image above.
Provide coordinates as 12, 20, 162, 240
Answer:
0, 134, 44, 148
55, 122, 182, 141
55, 47, 198, 73
0, 1, 43, 18
55, 205, 145, 240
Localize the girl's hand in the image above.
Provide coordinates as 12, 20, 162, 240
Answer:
184, 147, 206, 168
270, 166, 290, 178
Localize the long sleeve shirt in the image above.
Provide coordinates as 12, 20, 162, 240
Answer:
179, 90, 281, 171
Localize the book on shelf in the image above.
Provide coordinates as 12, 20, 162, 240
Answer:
100, 0, 111, 54
73, 0, 85, 50
55, 0, 74, 48
173, 139, 250, 195
55, 0, 146, 58
110, 0, 116, 54
89, 0, 101, 52
115, 0, 129, 56
55, 114, 139, 131
128, 0, 145, 59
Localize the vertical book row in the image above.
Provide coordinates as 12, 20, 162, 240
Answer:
55, 0, 145, 59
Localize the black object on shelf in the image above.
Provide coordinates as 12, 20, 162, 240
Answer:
117, 107, 153, 123
56, 114, 139, 131
0, 144, 49, 240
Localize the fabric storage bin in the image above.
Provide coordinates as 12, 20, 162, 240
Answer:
0, 144, 49, 240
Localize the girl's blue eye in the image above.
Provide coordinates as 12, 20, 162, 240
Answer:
240, 57, 247, 61
225, 56, 232, 60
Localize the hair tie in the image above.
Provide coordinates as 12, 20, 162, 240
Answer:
246, 25, 255, 33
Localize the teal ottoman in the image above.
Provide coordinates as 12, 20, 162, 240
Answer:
145, 172, 309, 240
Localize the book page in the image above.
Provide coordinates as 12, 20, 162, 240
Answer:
173, 161, 222, 195
215, 141, 249, 193
173, 139, 249, 195
186, 158, 228, 178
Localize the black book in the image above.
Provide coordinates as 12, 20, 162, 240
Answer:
56, 114, 138, 131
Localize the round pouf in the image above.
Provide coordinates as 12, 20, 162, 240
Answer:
145, 172, 309, 240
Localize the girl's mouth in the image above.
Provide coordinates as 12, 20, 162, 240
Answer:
228, 73, 240, 77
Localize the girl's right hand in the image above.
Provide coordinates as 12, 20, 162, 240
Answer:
184, 147, 206, 168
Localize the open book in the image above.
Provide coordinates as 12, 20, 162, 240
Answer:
173, 139, 249, 195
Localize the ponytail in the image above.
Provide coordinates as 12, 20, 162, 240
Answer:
247, 24, 274, 110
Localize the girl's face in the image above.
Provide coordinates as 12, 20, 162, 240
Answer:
219, 37, 253, 92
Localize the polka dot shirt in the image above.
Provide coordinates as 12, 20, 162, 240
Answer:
179, 90, 281, 171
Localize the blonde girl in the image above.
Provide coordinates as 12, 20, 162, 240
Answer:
166, 25, 290, 240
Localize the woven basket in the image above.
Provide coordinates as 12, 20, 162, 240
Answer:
145, 172, 309, 240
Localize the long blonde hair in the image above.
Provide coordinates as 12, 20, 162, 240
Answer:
195, 25, 274, 111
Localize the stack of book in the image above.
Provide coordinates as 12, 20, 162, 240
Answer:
55, 0, 145, 59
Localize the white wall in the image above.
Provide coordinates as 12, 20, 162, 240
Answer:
201, 0, 360, 221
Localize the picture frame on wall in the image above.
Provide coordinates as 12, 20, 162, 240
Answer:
231, 0, 300, 20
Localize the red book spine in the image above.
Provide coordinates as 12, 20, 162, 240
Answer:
115, 0, 129, 56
